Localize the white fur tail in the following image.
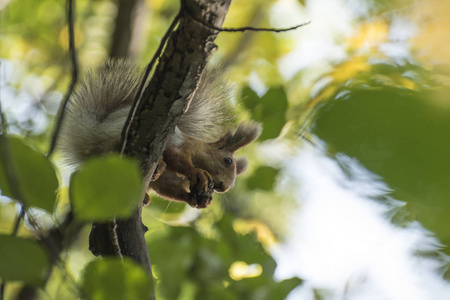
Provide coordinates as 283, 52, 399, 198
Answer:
58, 60, 142, 165
58, 59, 234, 165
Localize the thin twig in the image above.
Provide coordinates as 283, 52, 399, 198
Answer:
47, 0, 79, 157
25, 212, 45, 237
121, 12, 181, 155
0, 64, 5, 300
12, 205, 26, 235
219, 21, 311, 33
183, 4, 311, 34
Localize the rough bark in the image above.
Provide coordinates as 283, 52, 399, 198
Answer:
123, 0, 232, 172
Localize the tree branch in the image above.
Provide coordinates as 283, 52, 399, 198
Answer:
88, 0, 232, 295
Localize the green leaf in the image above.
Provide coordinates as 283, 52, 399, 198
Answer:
246, 166, 279, 191
241, 87, 288, 141
241, 86, 260, 111
272, 277, 303, 299
258, 87, 288, 140
0, 136, 58, 212
70, 155, 143, 221
0, 234, 50, 286
81, 258, 153, 300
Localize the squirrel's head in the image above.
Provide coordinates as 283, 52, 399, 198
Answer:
192, 122, 262, 193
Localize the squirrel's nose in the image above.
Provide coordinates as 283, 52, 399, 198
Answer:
214, 182, 224, 192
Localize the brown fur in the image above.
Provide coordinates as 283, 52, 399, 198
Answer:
149, 122, 262, 208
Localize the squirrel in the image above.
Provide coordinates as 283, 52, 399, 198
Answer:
58, 59, 261, 209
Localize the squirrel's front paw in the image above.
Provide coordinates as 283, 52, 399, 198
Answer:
188, 189, 214, 209
190, 168, 214, 193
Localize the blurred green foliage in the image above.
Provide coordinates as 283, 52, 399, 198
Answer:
247, 166, 279, 191
0, 136, 58, 212
148, 214, 301, 300
70, 155, 143, 221
312, 85, 450, 251
0, 234, 50, 286
242, 86, 288, 141
81, 258, 154, 300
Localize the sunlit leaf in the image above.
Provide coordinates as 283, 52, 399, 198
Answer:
0, 235, 50, 286
81, 258, 153, 300
229, 261, 263, 280
0, 136, 58, 212
70, 155, 143, 221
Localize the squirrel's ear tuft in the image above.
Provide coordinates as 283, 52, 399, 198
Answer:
224, 122, 262, 152
236, 158, 248, 175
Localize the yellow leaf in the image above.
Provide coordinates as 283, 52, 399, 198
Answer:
346, 20, 389, 52
331, 57, 370, 82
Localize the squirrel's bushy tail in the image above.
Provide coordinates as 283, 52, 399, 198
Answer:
58, 59, 234, 165
58, 59, 141, 165
177, 67, 234, 142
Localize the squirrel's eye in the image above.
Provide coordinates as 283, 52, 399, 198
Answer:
224, 157, 233, 166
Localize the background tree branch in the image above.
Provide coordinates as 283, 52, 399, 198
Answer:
109, 0, 139, 58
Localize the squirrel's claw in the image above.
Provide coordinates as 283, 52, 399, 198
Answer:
208, 180, 215, 189
190, 168, 213, 193
189, 189, 213, 209
188, 168, 214, 208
